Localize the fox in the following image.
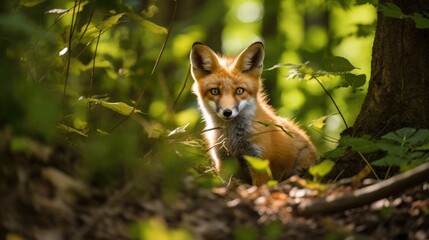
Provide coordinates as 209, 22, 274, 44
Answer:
190, 41, 317, 186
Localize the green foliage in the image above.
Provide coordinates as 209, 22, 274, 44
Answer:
263, 221, 283, 240
244, 155, 271, 173
268, 55, 367, 134
378, 3, 429, 29
10, 137, 29, 153
309, 159, 335, 179
309, 114, 335, 129
339, 74, 366, 92
0, 14, 55, 42
79, 124, 141, 185
372, 128, 429, 171
340, 135, 378, 153
0, 0, 210, 198
235, 221, 283, 240
326, 128, 429, 172
243, 155, 278, 186
320, 56, 356, 73
235, 224, 258, 240
129, 218, 192, 240
269, 56, 367, 94
2, 0, 379, 201
81, 96, 144, 116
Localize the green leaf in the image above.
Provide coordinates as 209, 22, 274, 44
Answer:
382, 128, 419, 144
82, 98, 143, 116
243, 155, 270, 173
309, 114, 336, 129
58, 124, 88, 137
11, 137, 29, 153
412, 13, 429, 29
73, 118, 88, 130
410, 151, 427, 160
140, 20, 168, 34
372, 155, 404, 167
323, 147, 346, 159
415, 143, 429, 151
338, 73, 366, 92
340, 135, 378, 153
267, 180, 279, 187
376, 141, 406, 156
407, 129, 429, 145
141, 5, 159, 18
97, 13, 125, 30
378, 3, 407, 19
309, 159, 335, 178
321, 56, 356, 73
100, 101, 141, 116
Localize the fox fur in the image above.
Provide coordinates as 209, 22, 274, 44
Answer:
190, 41, 317, 186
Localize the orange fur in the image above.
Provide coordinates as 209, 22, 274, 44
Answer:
190, 42, 317, 186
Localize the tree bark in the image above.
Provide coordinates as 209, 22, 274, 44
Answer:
352, 0, 429, 137
262, 0, 283, 106
329, 0, 429, 179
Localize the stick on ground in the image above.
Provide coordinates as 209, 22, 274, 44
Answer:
297, 162, 429, 216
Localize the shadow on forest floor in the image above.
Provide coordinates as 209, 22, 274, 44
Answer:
1, 132, 428, 240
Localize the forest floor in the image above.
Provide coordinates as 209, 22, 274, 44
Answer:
1, 135, 429, 240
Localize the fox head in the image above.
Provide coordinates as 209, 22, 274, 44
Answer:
190, 42, 265, 121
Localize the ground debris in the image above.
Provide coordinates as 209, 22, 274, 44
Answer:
1, 135, 428, 240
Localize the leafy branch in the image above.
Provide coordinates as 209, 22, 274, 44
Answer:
378, 3, 429, 29
267, 56, 365, 130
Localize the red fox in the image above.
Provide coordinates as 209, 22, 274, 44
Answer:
190, 41, 317, 186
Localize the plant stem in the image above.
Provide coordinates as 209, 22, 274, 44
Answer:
358, 152, 380, 181
313, 76, 349, 129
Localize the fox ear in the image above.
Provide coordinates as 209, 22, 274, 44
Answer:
233, 42, 264, 75
190, 42, 220, 79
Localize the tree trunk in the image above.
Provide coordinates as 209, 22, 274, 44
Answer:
352, 0, 429, 137
262, 0, 283, 106
331, 0, 429, 178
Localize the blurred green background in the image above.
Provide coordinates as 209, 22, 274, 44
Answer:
0, 0, 376, 184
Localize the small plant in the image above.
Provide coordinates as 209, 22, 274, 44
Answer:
325, 128, 429, 175
308, 159, 335, 181
243, 155, 278, 186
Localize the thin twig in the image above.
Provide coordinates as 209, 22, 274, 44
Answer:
63, 0, 79, 111
173, 64, 191, 111
151, 0, 177, 76
297, 162, 429, 216
312, 76, 349, 129
78, 1, 96, 42
358, 151, 380, 180
110, 0, 178, 133
88, 28, 102, 127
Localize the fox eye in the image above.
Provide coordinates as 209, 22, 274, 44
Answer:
210, 88, 220, 95
235, 88, 244, 95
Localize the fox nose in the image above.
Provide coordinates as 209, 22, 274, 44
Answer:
223, 109, 232, 118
